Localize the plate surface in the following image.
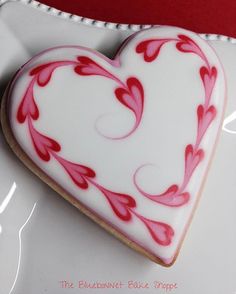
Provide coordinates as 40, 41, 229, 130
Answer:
0, 1, 236, 293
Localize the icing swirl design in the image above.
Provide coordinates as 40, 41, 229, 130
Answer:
5, 26, 226, 265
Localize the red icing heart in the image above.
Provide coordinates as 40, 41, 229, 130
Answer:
31, 61, 76, 87
176, 34, 204, 57
96, 186, 136, 221
136, 39, 170, 62
28, 118, 61, 162
54, 154, 96, 190
200, 66, 217, 105
141, 217, 174, 246
74, 56, 113, 78
197, 104, 217, 143
184, 144, 204, 184
115, 77, 144, 125
17, 79, 39, 123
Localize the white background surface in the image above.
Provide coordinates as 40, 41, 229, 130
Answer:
0, 1, 236, 294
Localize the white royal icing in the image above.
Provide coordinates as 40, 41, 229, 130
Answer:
7, 26, 226, 265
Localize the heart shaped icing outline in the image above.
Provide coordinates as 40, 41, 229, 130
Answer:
1, 26, 226, 266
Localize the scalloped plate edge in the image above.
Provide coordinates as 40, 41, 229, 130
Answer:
1, 0, 236, 44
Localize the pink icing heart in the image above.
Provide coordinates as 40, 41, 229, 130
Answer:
131, 210, 174, 246
17, 79, 39, 123
115, 77, 144, 124
27, 118, 61, 162
30, 61, 76, 87
97, 186, 136, 221
135, 182, 190, 207
54, 154, 96, 190
142, 218, 174, 246
197, 104, 217, 143
184, 144, 204, 184
200, 66, 217, 105
136, 39, 170, 62
176, 34, 206, 61
74, 56, 114, 78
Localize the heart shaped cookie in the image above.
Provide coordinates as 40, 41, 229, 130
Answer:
1, 26, 226, 266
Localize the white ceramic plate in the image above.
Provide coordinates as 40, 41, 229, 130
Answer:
0, 1, 236, 293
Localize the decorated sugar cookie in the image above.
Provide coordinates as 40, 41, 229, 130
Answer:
1, 26, 226, 266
